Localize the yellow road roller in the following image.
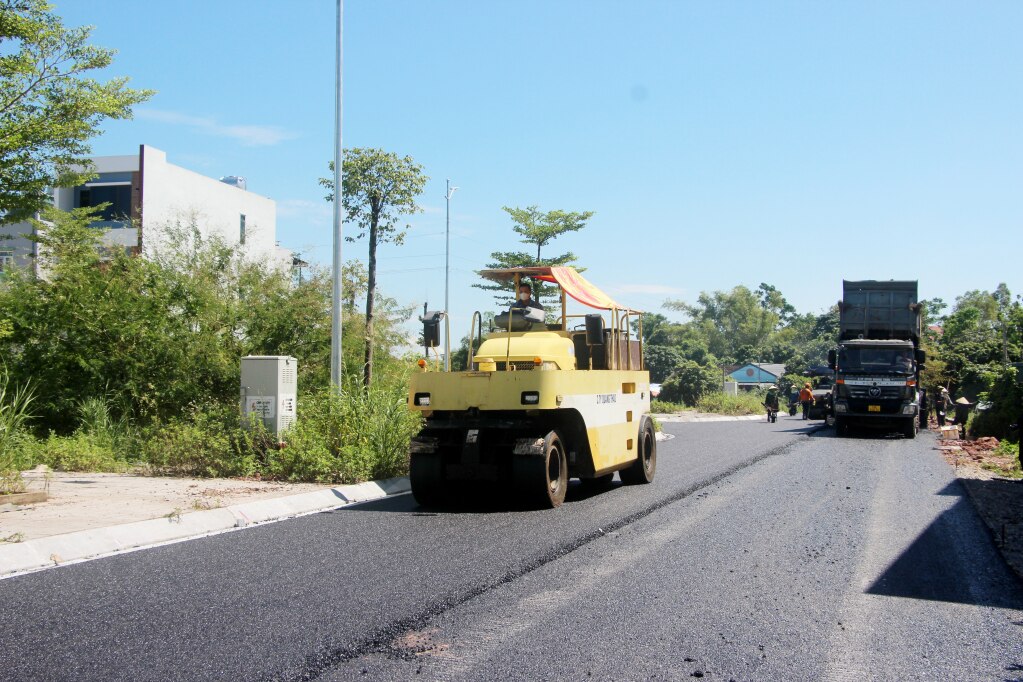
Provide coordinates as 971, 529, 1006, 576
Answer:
408, 266, 656, 508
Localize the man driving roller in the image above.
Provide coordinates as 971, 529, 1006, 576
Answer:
511, 282, 545, 322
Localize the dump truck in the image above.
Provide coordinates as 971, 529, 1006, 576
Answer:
828, 280, 925, 438
407, 266, 656, 508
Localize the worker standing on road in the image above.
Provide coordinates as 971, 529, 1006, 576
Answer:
935, 387, 951, 426
799, 382, 814, 420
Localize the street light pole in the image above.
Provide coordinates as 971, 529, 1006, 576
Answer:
330, 0, 344, 388
444, 179, 458, 371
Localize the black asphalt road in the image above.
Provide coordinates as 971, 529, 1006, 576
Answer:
0, 417, 1021, 681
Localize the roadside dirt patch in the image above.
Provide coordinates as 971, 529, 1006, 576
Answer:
0, 470, 327, 542
935, 435, 1023, 579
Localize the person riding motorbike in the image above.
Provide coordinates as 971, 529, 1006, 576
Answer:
764, 385, 780, 423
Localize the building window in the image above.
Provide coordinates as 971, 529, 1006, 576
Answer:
239, 214, 246, 244
0, 250, 13, 276
75, 183, 132, 223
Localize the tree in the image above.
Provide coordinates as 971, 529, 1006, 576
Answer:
0, 0, 154, 222
320, 149, 428, 387
643, 345, 685, 383
664, 286, 780, 364
765, 306, 839, 373
659, 360, 720, 407
477, 205, 593, 309
756, 283, 796, 324
1, 207, 241, 430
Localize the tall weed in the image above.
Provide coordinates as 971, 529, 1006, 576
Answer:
142, 406, 256, 478
270, 379, 421, 484
0, 371, 35, 493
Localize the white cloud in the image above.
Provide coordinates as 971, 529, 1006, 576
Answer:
137, 108, 298, 146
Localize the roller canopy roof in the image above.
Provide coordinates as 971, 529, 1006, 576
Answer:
479, 266, 641, 313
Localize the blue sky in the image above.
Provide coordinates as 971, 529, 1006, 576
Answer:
56, 1, 1022, 335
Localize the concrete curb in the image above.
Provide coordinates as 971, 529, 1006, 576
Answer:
652, 413, 769, 423
0, 476, 410, 579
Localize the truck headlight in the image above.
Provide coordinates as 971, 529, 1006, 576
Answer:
902, 404, 917, 415
834, 402, 848, 413
521, 391, 540, 405
414, 392, 431, 407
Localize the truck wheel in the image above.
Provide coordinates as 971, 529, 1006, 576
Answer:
621, 416, 657, 485
410, 452, 446, 507
513, 431, 568, 508
903, 418, 917, 440
835, 416, 848, 437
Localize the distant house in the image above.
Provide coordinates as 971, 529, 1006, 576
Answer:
728, 363, 786, 391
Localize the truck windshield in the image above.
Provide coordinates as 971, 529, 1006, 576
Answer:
838, 347, 914, 374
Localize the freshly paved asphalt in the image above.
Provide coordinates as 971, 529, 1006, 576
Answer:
0, 417, 1020, 681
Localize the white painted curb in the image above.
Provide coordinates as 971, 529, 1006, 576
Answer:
0, 476, 410, 579
652, 413, 768, 423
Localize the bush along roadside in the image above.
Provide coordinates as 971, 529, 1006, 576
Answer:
4, 377, 423, 485
652, 390, 767, 416
0, 370, 35, 493
269, 381, 422, 484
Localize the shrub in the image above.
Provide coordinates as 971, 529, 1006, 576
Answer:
970, 366, 1022, 439
696, 390, 765, 415
142, 408, 256, 478
650, 399, 687, 413
35, 432, 126, 472
0, 372, 35, 493
269, 379, 422, 484
993, 439, 1021, 475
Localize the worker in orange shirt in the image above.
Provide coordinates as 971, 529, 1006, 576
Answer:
799, 382, 814, 420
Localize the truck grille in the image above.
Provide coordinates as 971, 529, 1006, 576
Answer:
846, 386, 902, 400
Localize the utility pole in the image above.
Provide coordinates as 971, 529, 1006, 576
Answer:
444, 179, 458, 371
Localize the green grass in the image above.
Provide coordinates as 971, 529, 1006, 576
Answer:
984, 439, 1022, 479
650, 399, 687, 413
33, 432, 129, 473
695, 391, 766, 416
652, 391, 769, 416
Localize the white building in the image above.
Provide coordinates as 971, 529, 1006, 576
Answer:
0, 145, 286, 275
